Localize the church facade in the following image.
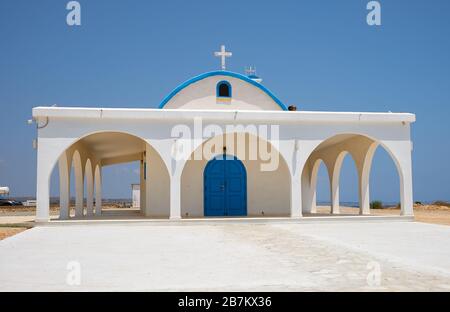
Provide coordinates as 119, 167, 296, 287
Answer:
32, 49, 415, 222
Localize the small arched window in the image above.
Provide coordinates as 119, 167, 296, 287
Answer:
216, 81, 232, 98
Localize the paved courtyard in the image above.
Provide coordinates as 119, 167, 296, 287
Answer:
1, 220, 449, 291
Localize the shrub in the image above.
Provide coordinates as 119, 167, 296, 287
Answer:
370, 200, 383, 209
432, 201, 450, 208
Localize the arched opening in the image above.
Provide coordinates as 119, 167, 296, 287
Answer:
333, 152, 359, 214
101, 161, 140, 215
180, 132, 291, 218
49, 131, 170, 220
301, 133, 404, 216
216, 81, 231, 98
368, 147, 401, 216
310, 159, 331, 215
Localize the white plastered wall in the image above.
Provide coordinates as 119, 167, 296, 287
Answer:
33, 109, 414, 222
143, 142, 170, 217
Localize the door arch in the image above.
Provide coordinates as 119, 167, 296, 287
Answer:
204, 154, 247, 217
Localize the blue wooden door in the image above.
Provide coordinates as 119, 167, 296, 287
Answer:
204, 155, 247, 216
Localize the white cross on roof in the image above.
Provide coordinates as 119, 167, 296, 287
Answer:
214, 45, 232, 70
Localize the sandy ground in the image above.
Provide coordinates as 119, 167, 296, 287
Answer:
0, 227, 27, 240
0, 222, 449, 291
377, 205, 450, 226
317, 205, 450, 225
315, 204, 450, 226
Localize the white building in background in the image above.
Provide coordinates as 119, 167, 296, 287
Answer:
0, 187, 9, 196
131, 184, 140, 208
32, 47, 415, 222
23, 200, 37, 207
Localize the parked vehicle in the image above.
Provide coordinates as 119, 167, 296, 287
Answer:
0, 199, 23, 206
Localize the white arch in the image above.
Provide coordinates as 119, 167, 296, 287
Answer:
58, 153, 70, 219
300, 132, 411, 216
179, 131, 292, 218
176, 129, 292, 177
300, 131, 404, 179
45, 131, 171, 220
48, 130, 170, 183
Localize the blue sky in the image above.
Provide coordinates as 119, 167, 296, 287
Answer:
0, 0, 449, 202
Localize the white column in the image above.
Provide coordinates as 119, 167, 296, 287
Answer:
290, 175, 302, 218
301, 160, 314, 214
36, 144, 51, 223
331, 173, 340, 214
86, 163, 94, 217
86, 186, 94, 216
58, 154, 70, 220
400, 147, 414, 216
74, 161, 84, 218
330, 153, 347, 215
358, 148, 376, 216
358, 170, 371, 215
95, 165, 102, 216
309, 160, 323, 214
310, 175, 318, 214
169, 172, 181, 220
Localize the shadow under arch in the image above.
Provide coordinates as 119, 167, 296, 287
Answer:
49, 130, 170, 180
48, 130, 170, 219
180, 131, 291, 218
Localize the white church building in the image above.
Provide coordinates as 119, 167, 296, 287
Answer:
32, 46, 415, 222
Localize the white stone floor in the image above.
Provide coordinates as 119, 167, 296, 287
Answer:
0, 221, 449, 291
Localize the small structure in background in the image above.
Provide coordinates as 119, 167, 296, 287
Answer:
131, 184, 140, 208
0, 187, 23, 206
0, 186, 10, 197
23, 200, 37, 207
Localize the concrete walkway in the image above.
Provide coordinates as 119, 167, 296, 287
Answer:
0, 221, 449, 291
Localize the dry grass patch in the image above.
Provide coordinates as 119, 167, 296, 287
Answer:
316, 204, 450, 226
0, 226, 28, 240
